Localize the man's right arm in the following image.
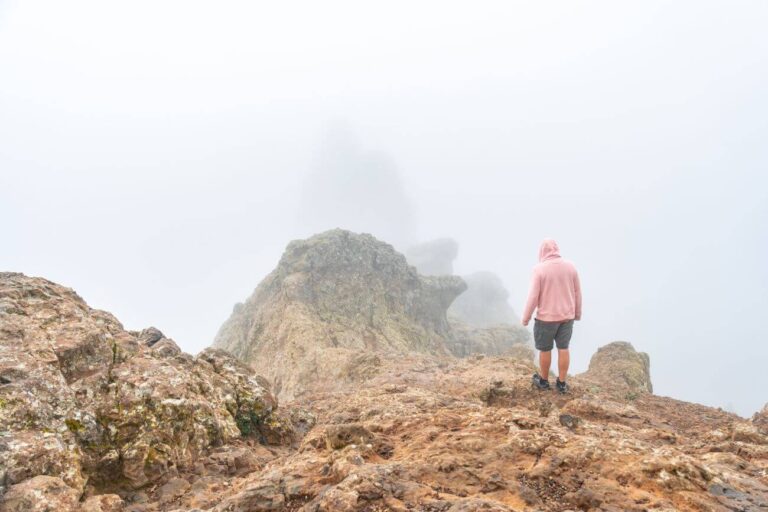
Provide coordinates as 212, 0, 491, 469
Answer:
522, 269, 540, 326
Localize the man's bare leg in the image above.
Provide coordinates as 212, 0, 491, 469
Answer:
539, 350, 552, 381
558, 348, 570, 382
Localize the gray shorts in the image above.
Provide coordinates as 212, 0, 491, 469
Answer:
534, 319, 574, 351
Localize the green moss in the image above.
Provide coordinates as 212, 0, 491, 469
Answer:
65, 418, 86, 433
235, 408, 270, 437
145, 446, 158, 465
0, 398, 7, 409
235, 413, 254, 436
106, 340, 120, 384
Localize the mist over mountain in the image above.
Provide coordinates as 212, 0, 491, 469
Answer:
406, 238, 524, 327
298, 126, 416, 251
405, 238, 459, 277
3, 2, 768, 510
1, 1, 766, 419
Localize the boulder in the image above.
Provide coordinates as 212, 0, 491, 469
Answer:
0, 431, 84, 495
0, 476, 80, 512
79, 494, 124, 512
583, 341, 653, 394
138, 327, 164, 347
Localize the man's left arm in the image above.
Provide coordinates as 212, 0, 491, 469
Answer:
573, 268, 582, 321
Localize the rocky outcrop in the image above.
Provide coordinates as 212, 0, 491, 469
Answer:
583, 341, 653, 395
0, 273, 305, 510
214, 230, 466, 400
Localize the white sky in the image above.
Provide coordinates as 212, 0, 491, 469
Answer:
1, 0, 766, 416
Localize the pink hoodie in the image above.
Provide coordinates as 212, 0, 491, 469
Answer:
522, 239, 582, 325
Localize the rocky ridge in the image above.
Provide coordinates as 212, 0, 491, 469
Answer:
214, 230, 469, 400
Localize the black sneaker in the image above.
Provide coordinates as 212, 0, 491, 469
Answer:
556, 379, 569, 394
532, 373, 551, 390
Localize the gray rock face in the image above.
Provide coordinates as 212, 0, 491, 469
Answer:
0, 272, 302, 509
214, 230, 467, 400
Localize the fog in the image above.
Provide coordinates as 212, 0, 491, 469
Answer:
1, 1, 766, 416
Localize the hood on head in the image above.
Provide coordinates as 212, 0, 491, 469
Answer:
538, 239, 561, 262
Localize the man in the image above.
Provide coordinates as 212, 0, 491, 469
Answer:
522, 239, 582, 393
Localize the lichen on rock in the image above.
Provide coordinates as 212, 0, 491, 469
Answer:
0, 272, 303, 509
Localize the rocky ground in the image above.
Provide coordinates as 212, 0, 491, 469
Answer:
171, 350, 768, 512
